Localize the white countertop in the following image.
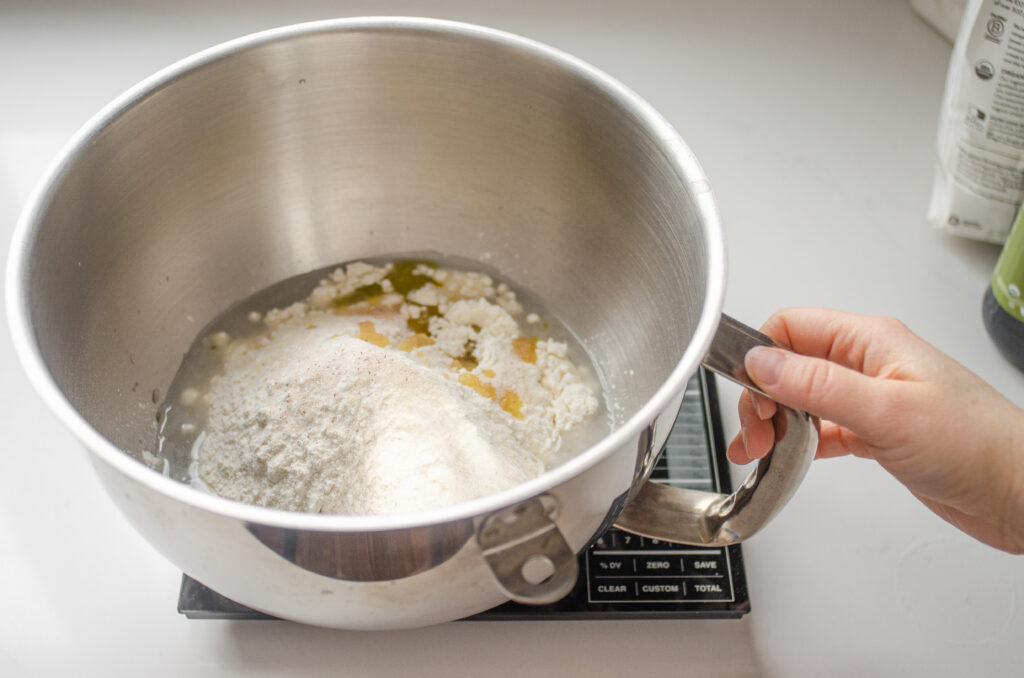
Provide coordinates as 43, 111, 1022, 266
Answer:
3, 1, 1022, 676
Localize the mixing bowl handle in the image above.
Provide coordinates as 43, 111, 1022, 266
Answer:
478, 494, 579, 604
614, 314, 819, 545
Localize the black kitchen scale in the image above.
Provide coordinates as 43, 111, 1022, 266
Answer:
178, 367, 750, 620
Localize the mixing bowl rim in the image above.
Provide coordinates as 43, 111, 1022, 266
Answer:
5, 16, 726, 532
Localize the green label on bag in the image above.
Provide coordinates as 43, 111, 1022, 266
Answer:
993, 209, 1024, 319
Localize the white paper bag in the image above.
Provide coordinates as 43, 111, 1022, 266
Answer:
929, 0, 1024, 243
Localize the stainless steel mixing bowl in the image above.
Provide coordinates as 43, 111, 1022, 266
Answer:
6, 17, 817, 628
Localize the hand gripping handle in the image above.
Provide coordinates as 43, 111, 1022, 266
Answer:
615, 314, 819, 545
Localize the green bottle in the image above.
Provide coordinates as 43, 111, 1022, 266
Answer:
983, 206, 1024, 372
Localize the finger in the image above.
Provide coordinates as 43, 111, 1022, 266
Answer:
751, 391, 777, 420
744, 345, 895, 439
734, 420, 867, 463
816, 421, 870, 459
727, 432, 753, 464
758, 307, 911, 376
727, 391, 756, 464
737, 389, 775, 459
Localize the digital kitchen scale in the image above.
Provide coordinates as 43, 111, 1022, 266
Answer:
177, 368, 750, 620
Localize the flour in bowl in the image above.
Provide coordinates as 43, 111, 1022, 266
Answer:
159, 260, 605, 515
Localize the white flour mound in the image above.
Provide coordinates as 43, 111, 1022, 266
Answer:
192, 262, 600, 516
201, 330, 542, 514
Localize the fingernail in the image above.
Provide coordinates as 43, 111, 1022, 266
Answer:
746, 347, 786, 387
741, 426, 749, 453
752, 396, 765, 419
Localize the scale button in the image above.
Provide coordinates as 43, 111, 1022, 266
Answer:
636, 579, 687, 601
592, 531, 620, 551
635, 555, 684, 576
591, 554, 635, 575
682, 553, 725, 575
618, 533, 644, 550
685, 578, 732, 600
588, 578, 637, 601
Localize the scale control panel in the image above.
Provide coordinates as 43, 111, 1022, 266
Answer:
586, 532, 734, 604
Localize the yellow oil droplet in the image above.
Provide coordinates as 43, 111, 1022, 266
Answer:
357, 320, 390, 347
458, 373, 497, 400
307, 324, 317, 330
481, 369, 496, 378
512, 336, 538, 364
450, 357, 478, 371
397, 333, 435, 351
499, 390, 524, 419
331, 283, 383, 308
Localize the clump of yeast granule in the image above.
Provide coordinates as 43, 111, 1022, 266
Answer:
187, 261, 600, 516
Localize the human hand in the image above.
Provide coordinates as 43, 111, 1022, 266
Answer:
727, 307, 1024, 554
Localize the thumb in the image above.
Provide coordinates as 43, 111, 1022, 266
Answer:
744, 346, 887, 435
